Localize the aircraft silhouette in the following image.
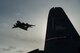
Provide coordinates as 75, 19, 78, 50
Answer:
12, 20, 35, 31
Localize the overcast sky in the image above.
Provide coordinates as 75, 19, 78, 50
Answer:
0, 0, 80, 53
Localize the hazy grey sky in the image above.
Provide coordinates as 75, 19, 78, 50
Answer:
0, 0, 80, 53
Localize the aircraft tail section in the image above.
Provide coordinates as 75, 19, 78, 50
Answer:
45, 7, 79, 40
44, 7, 80, 53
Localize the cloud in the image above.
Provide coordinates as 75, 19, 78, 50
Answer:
2, 48, 11, 51
16, 49, 27, 53
9, 46, 16, 49
0, 46, 28, 53
16, 50, 24, 53
0, 46, 16, 51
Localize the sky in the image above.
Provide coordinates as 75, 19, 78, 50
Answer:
0, 0, 80, 53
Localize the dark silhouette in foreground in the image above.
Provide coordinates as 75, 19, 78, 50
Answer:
28, 7, 80, 53
12, 20, 35, 31
28, 49, 44, 53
